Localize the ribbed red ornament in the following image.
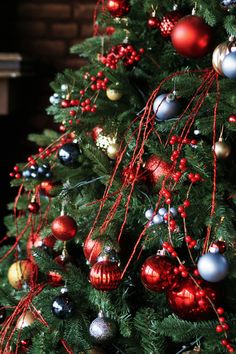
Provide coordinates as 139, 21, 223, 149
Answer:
107, 0, 130, 18
166, 277, 220, 321
89, 260, 122, 291
159, 11, 183, 38
141, 255, 178, 292
145, 155, 172, 184
51, 215, 78, 241
83, 235, 104, 264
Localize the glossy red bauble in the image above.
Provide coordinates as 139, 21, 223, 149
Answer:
141, 255, 178, 292
144, 155, 172, 184
40, 180, 56, 197
83, 235, 104, 264
166, 277, 220, 321
107, 0, 130, 18
171, 15, 213, 58
228, 114, 236, 123
89, 260, 122, 291
159, 11, 183, 38
51, 215, 78, 241
148, 17, 160, 29
28, 201, 40, 214
47, 271, 64, 287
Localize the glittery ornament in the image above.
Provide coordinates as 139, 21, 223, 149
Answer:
89, 312, 117, 343
171, 15, 213, 58
89, 256, 122, 291
159, 10, 183, 38
144, 155, 172, 184
51, 215, 78, 241
141, 255, 178, 292
107, 0, 130, 18
166, 277, 220, 321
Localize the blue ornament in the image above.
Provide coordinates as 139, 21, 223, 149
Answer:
145, 208, 153, 220
22, 170, 31, 178
58, 143, 81, 168
197, 251, 229, 282
153, 93, 182, 121
170, 207, 177, 217
222, 52, 236, 79
220, 0, 236, 6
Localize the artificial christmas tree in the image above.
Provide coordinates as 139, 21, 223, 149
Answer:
1, 0, 236, 353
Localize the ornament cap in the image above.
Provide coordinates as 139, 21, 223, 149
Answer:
166, 93, 176, 102
98, 311, 105, 318
60, 287, 68, 294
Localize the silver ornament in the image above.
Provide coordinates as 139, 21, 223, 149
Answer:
222, 52, 236, 79
170, 207, 177, 217
89, 312, 117, 343
153, 214, 163, 224
153, 93, 182, 121
197, 251, 229, 282
158, 208, 167, 216
145, 208, 153, 220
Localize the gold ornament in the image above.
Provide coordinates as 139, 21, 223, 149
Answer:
183, 346, 201, 354
212, 39, 236, 75
16, 311, 35, 329
107, 143, 120, 160
7, 260, 32, 289
106, 88, 123, 101
214, 138, 231, 159
96, 133, 116, 151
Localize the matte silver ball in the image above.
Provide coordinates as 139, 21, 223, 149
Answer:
145, 209, 153, 220
89, 314, 117, 343
158, 208, 167, 216
197, 252, 229, 282
153, 214, 163, 224
222, 52, 236, 79
153, 93, 182, 121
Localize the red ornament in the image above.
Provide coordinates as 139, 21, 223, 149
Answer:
89, 259, 122, 291
19, 339, 32, 353
83, 235, 104, 264
211, 240, 227, 254
107, 0, 130, 18
92, 126, 103, 142
171, 15, 213, 58
141, 255, 178, 292
43, 234, 56, 248
121, 165, 146, 185
28, 201, 40, 214
166, 277, 220, 321
51, 215, 78, 241
144, 155, 172, 184
40, 180, 56, 197
159, 10, 183, 38
48, 271, 63, 287
148, 16, 160, 29
228, 114, 236, 123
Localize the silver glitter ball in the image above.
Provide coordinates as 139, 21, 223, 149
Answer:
158, 208, 167, 216
145, 208, 153, 220
153, 214, 163, 224
89, 312, 117, 343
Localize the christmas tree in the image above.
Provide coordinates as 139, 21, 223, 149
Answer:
2, 0, 236, 353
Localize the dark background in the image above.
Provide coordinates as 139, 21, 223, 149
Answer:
0, 0, 95, 235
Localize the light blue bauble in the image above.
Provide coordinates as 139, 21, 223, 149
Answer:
222, 52, 236, 79
197, 252, 229, 282
145, 208, 153, 220
153, 214, 163, 224
153, 93, 182, 121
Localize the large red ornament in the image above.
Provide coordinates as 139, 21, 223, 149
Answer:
107, 0, 130, 18
51, 215, 78, 241
159, 11, 183, 38
166, 277, 220, 321
141, 255, 178, 292
144, 155, 172, 184
89, 259, 122, 291
171, 15, 213, 58
83, 235, 104, 264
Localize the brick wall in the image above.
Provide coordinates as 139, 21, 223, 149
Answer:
0, 0, 96, 234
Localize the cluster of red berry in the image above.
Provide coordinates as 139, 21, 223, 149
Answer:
99, 44, 144, 69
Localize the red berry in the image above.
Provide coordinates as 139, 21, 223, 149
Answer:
191, 139, 197, 145
80, 90, 85, 95
178, 206, 185, 213
13, 166, 19, 172
217, 307, 225, 315
165, 198, 172, 204
221, 339, 229, 346
181, 212, 187, 218
97, 71, 104, 78
185, 236, 192, 243
183, 200, 191, 207
222, 323, 229, 331
15, 173, 21, 179
69, 110, 76, 116
216, 325, 223, 333
219, 317, 225, 323
9, 172, 14, 177
180, 158, 187, 165
181, 271, 188, 277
